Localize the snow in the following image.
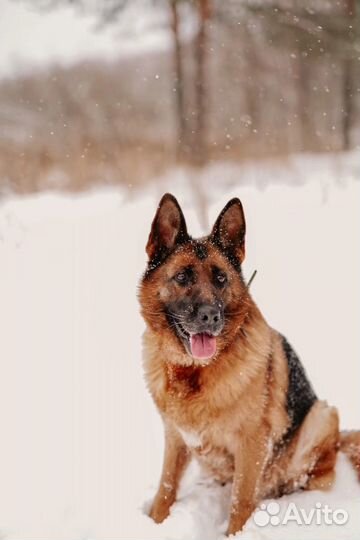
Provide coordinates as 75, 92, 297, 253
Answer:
0, 156, 360, 539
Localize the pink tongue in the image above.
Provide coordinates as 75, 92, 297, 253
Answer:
190, 333, 217, 359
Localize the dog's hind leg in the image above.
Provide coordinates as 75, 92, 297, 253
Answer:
261, 400, 339, 498
340, 431, 360, 481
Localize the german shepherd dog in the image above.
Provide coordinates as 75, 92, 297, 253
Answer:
139, 194, 360, 535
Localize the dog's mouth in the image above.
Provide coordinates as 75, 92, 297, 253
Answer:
175, 321, 217, 360
189, 332, 217, 359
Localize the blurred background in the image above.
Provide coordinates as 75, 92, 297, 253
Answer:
1, 0, 359, 194
0, 2, 360, 539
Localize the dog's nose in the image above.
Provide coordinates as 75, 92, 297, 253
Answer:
196, 304, 222, 326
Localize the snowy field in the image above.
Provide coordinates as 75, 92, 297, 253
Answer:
0, 155, 360, 539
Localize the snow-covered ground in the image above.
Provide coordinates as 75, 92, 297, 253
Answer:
0, 156, 360, 539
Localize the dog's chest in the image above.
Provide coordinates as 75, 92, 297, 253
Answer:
177, 427, 202, 448
166, 364, 202, 396
165, 380, 234, 456
163, 378, 216, 449
164, 364, 238, 444
177, 422, 235, 483
165, 387, 209, 432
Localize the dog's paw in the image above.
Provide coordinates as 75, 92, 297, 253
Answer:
149, 499, 172, 524
226, 504, 253, 536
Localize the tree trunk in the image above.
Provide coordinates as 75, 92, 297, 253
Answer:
342, 0, 356, 149
343, 60, 353, 150
243, 21, 260, 138
294, 49, 307, 152
192, 0, 210, 166
170, 0, 187, 161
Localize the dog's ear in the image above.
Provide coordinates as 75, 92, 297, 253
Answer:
146, 194, 189, 260
211, 198, 246, 263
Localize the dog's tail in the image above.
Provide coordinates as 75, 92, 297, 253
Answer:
340, 431, 360, 480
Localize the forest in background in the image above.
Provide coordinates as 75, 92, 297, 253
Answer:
0, 0, 359, 193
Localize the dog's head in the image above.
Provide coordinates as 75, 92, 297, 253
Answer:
139, 194, 251, 366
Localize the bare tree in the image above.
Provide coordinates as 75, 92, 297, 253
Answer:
192, 0, 211, 165
343, 0, 356, 149
167, 0, 212, 165
170, 0, 188, 160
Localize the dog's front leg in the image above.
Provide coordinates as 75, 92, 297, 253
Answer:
149, 423, 189, 524
227, 434, 267, 536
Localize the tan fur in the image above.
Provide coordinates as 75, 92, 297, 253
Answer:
261, 400, 339, 498
139, 195, 356, 535
340, 431, 360, 481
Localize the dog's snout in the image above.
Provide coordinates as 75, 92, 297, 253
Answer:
193, 303, 224, 334
197, 305, 221, 325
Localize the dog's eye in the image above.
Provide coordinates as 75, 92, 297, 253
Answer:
174, 271, 188, 284
216, 273, 227, 285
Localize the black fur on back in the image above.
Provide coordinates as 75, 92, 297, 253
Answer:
282, 335, 317, 441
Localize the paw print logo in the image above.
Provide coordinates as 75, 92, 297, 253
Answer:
253, 501, 281, 527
